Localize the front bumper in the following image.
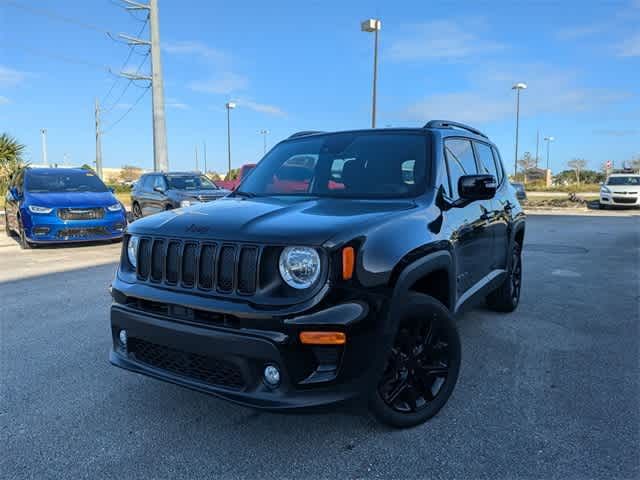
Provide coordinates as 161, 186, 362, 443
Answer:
600, 193, 640, 207
109, 285, 388, 410
24, 211, 127, 243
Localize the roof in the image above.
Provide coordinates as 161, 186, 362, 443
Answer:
27, 167, 88, 174
609, 173, 640, 176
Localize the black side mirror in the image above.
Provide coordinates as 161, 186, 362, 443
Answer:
458, 174, 497, 201
153, 186, 165, 194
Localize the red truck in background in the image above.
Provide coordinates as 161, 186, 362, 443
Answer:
214, 164, 256, 190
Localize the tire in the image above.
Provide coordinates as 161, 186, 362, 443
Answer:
18, 219, 32, 250
165, 204, 173, 211
4, 213, 11, 237
369, 293, 461, 428
486, 243, 522, 312
132, 202, 142, 220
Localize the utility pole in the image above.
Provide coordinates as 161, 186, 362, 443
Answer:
260, 129, 269, 154
120, 0, 168, 172
95, 98, 103, 178
511, 82, 527, 179
535, 129, 539, 169
225, 101, 236, 175
203, 141, 207, 174
40, 128, 48, 166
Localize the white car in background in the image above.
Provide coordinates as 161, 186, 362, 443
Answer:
600, 174, 640, 208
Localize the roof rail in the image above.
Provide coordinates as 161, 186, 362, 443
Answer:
423, 120, 488, 139
288, 130, 325, 139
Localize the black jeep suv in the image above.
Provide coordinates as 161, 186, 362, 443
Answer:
110, 121, 525, 428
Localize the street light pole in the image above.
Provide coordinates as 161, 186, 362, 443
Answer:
259, 129, 269, 154
361, 18, 381, 128
544, 136, 555, 171
512, 82, 527, 179
40, 128, 48, 166
225, 101, 236, 175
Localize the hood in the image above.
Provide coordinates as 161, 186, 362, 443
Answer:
25, 191, 118, 208
170, 189, 229, 198
128, 196, 418, 245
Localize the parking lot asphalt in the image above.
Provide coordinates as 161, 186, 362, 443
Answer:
1, 214, 639, 480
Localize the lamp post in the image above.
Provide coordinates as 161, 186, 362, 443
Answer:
361, 18, 381, 128
40, 128, 48, 166
544, 136, 555, 170
512, 82, 527, 179
225, 101, 236, 175
259, 129, 269, 154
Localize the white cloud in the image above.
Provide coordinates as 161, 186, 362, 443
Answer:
616, 33, 640, 56
0, 96, 9, 105
387, 19, 504, 61
0, 66, 25, 87
237, 98, 286, 117
163, 41, 228, 64
401, 63, 633, 124
166, 97, 189, 109
188, 72, 249, 95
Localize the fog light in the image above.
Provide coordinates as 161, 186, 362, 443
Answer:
263, 365, 281, 387
32, 227, 50, 236
118, 329, 128, 348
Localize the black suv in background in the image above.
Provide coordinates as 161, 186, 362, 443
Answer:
110, 121, 525, 428
131, 172, 230, 219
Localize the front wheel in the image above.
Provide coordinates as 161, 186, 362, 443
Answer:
132, 202, 143, 220
370, 293, 461, 428
18, 220, 32, 250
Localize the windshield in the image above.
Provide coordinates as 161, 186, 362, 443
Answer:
167, 175, 218, 190
237, 132, 428, 198
26, 171, 108, 193
607, 176, 640, 186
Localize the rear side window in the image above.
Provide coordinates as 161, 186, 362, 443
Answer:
475, 142, 500, 181
491, 147, 505, 183
444, 139, 478, 198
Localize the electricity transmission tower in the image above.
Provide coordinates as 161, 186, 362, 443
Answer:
118, 0, 168, 172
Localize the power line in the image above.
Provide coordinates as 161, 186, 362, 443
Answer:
1, 0, 112, 35
102, 51, 150, 116
7, 43, 111, 71
101, 16, 149, 105
101, 85, 150, 134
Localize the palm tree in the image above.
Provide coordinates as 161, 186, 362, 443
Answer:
0, 133, 26, 196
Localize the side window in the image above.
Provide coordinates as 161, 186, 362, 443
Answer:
475, 142, 499, 181
444, 139, 478, 198
142, 175, 154, 191
153, 175, 167, 191
491, 146, 505, 183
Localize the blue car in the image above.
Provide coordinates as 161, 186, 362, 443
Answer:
3, 168, 127, 249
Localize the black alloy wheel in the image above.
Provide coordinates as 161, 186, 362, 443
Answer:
370, 293, 461, 428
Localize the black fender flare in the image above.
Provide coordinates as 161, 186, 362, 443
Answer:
365, 250, 455, 391
507, 216, 526, 268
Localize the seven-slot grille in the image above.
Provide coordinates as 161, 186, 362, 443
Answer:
135, 237, 260, 295
58, 207, 105, 220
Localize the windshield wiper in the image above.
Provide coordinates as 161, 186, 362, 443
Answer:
233, 190, 257, 198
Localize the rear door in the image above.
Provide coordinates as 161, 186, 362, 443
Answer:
474, 141, 509, 270
139, 175, 156, 217
442, 138, 495, 298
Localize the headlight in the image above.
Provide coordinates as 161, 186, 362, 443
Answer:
28, 205, 53, 214
600, 186, 611, 194
107, 203, 122, 212
180, 199, 200, 208
127, 235, 139, 268
278, 246, 321, 289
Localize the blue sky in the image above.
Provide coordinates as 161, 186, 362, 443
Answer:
1, 0, 639, 175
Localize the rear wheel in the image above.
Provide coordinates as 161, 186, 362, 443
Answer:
486, 243, 522, 312
370, 293, 461, 428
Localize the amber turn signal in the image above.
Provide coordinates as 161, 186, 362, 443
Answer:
299, 331, 346, 345
342, 246, 354, 280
